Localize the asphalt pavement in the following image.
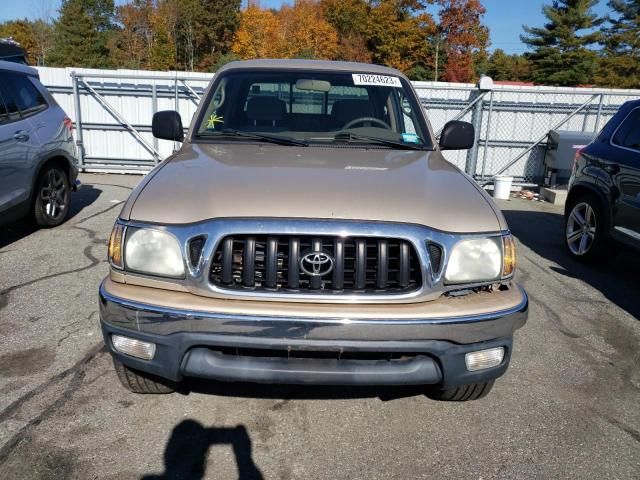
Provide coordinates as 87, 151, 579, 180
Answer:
0, 173, 638, 479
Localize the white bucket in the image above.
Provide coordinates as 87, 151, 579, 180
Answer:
493, 175, 513, 200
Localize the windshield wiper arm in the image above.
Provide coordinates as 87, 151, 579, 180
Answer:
333, 132, 427, 150
199, 129, 308, 146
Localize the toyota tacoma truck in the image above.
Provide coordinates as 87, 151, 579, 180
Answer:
100, 60, 527, 401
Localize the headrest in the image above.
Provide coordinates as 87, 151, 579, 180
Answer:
330, 99, 374, 123
246, 96, 286, 122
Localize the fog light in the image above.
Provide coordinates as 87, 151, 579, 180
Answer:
112, 334, 156, 360
465, 347, 504, 371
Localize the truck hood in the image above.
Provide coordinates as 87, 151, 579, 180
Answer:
123, 143, 506, 233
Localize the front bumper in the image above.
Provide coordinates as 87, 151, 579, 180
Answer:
99, 278, 527, 387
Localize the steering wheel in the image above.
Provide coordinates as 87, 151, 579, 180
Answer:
342, 117, 391, 130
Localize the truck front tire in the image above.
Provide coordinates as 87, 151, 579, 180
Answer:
426, 380, 495, 401
113, 358, 177, 394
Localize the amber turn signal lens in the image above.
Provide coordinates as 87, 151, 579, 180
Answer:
502, 234, 516, 278
108, 223, 125, 269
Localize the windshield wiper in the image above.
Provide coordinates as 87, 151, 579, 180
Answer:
333, 132, 427, 150
199, 129, 308, 146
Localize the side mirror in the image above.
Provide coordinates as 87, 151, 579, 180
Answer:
152, 110, 184, 142
439, 120, 475, 150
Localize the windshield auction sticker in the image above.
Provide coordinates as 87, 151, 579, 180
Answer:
352, 73, 402, 88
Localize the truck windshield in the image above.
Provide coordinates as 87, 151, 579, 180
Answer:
195, 70, 432, 149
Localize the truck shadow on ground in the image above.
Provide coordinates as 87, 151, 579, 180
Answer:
0, 184, 101, 248
503, 208, 640, 321
141, 420, 263, 480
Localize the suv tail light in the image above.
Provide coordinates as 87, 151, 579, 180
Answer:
63, 117, 74, 132
572, 148, 584, 173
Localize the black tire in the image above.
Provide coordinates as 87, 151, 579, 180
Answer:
33, 165, 70, 227
113, 358, 176, 394
564, 194, 606, 262
426, 380, 495, 401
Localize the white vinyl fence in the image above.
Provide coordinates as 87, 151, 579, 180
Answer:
37, 66, 640, 183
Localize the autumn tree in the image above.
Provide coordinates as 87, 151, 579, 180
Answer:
522, 0, 603, 86
438, 0, 489, 83
232, 6, 283, 59
366, 0, 436, 73
233, 1, 338, 61
278, 0, 339, 59
0, 21, 38, 64
321, 0, 373, 62
595, 0, 640, 88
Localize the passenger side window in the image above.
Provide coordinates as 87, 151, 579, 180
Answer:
1, 72, 47, 117
613, 108, 640, 152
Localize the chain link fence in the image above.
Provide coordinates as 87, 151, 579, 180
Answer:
414, 81, 640, 184
37, 67, 640, 184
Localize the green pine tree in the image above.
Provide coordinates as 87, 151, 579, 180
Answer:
521, 0, 603, 86
596, 0, 640, 88
48, 0, 115, 68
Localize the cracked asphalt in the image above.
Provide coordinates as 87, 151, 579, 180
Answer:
0, 173, 639, 479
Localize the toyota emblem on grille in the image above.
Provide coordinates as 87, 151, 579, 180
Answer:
300, 251, 334, 277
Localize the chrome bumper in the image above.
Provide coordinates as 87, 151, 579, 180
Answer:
99, 280, 528, 345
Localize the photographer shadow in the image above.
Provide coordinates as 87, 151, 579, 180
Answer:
142, 419, 263, 480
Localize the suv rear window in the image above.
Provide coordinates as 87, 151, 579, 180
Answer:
612, 108, 640, 152
0, 72, 47, 117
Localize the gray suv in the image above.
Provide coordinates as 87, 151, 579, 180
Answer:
0, 60, 79, 227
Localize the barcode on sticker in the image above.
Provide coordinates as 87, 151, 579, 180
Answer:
352, 73, 402, 88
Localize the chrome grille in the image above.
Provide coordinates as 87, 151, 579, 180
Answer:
210, 235, 422, 294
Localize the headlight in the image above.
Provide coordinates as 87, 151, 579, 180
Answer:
124, 228, 185, 278
445, 237, 502, 284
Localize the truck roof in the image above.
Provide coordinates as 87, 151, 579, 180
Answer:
217, 59, 406, 78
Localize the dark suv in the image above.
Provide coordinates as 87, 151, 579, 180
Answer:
565, 99, 640, 259
0, 60, 79, 227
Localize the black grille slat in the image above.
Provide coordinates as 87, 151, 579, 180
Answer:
399, 241, 410, 288
243, 237, 256, 287
210, 235, 421, 294
377, 239, 388, 289
288, 237, 300, 289
333, 238, 344, 290
355, 239, 366, 290
428, 243, 443, 274
266, 237, 278, 288
221, 237, 234, 284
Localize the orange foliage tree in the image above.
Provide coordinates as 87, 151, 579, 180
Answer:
437, 0, 489, 82
232, 6, 282, 58
233, 1, 338, 60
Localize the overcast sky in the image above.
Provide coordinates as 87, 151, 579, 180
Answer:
0, 0, 612, 55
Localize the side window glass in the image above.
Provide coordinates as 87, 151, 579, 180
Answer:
0, 78, 21, 122
2, 72, 47, 116
0, 95, 10, 124
613, 109, 640, 152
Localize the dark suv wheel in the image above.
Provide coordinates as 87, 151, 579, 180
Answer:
564, 194, 606, 261
33, 165, 70, 227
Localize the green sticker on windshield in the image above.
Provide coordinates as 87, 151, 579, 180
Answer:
402, 133, 420, 144
206, 114, 224, 129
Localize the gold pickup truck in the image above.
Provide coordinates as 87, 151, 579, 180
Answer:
100, 59, 527, 401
